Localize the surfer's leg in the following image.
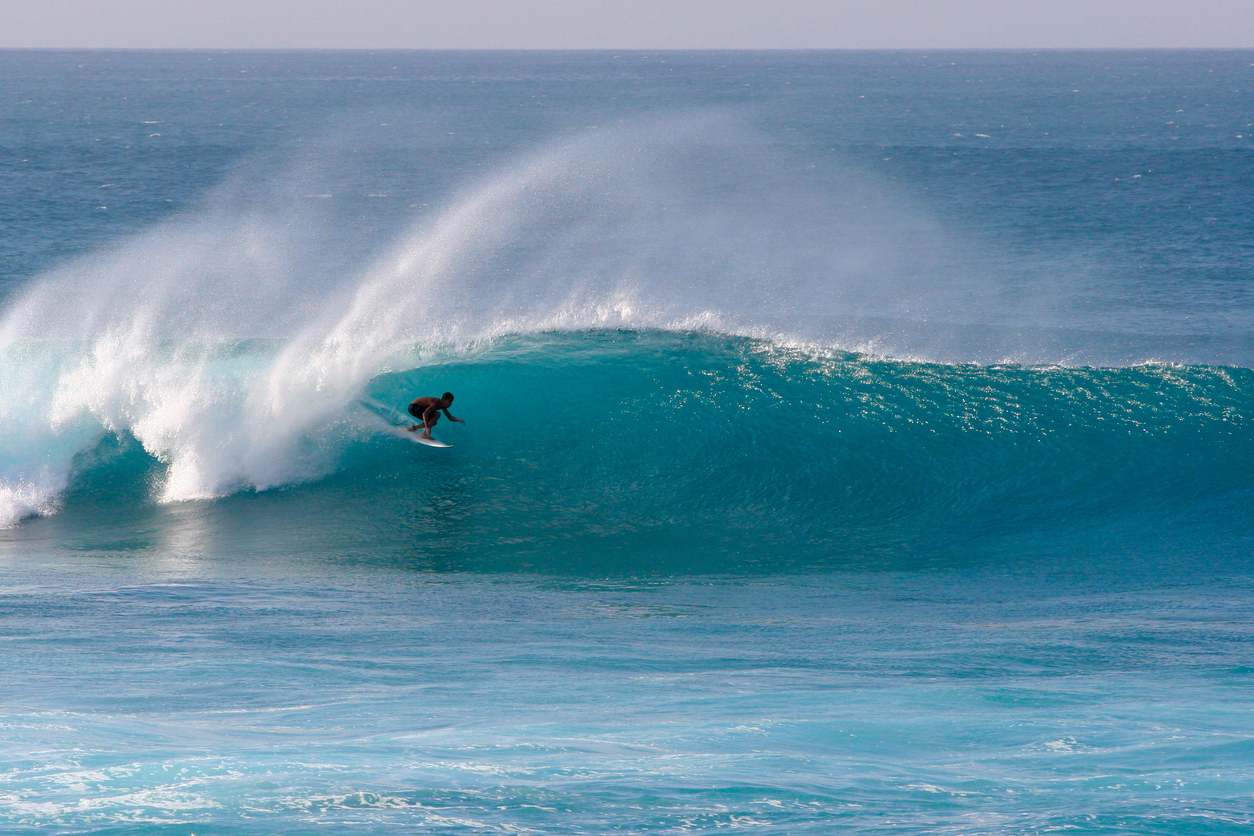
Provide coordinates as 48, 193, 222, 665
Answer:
421, 412, 440, 438
407, 402, 427, 432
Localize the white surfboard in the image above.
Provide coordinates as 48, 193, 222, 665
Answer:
410, 432, 452, 448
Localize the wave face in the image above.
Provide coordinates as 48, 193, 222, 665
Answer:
364, 333, 1254, 571
6, 330, 1247, 573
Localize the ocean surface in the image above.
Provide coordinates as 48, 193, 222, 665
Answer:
1, 50, 1253, 834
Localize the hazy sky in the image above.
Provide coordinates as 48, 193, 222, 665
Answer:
2, 0, 1252, 49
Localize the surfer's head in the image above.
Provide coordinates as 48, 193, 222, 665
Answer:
442, 392, 454, 403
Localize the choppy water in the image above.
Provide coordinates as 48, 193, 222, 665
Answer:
1, 50, 1253, 834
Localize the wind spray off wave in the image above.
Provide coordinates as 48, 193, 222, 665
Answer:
0, 111, 1249, 533
0, 114, 981, 525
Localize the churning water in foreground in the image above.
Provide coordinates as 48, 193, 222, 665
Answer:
1, 50, 1253, 833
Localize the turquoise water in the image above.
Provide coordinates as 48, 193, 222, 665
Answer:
1, 51, 1253, 833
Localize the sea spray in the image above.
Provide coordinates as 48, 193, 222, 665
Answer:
0, 110, 1249, 525
0, 114, 983, 519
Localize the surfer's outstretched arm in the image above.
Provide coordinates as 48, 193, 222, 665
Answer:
443, 409, 465, 424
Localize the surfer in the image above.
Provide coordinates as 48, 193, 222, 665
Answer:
407, 392, 464, 440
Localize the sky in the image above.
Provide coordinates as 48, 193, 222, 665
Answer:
1, 0, 1252, 49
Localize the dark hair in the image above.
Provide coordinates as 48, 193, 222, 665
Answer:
442, 392, 455, 400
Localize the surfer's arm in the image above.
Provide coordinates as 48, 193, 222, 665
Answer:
443, 409, 465, 424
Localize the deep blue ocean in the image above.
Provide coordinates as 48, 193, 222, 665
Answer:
2, 50, 1253, 834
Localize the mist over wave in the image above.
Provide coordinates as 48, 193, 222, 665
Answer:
0, 113, 1248, 532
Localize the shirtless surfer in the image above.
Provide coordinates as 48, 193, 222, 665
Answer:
407, 392, 464, 440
